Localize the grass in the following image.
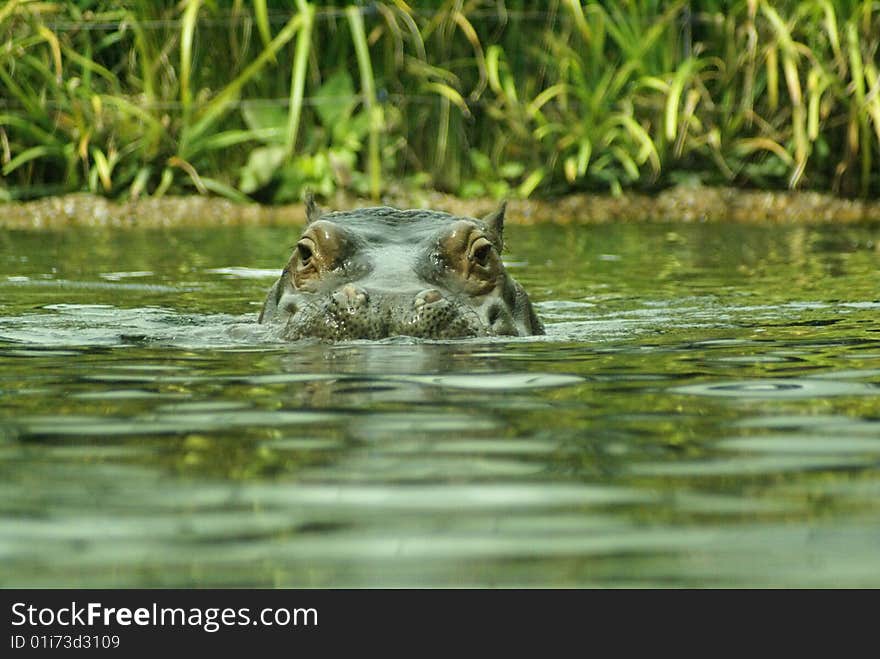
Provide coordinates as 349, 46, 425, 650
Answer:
0, 1, 878, 203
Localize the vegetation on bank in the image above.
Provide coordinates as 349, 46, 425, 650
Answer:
1, 1, 879, 204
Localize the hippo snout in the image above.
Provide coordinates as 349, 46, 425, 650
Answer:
285, 284, 483, 340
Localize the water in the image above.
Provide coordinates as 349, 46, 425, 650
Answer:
1, 221, 879, 587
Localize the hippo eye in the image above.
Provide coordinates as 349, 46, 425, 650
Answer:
470, 237, 493, 267
296, 241, 314, 266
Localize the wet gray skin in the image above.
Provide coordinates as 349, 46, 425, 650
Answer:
258, 196, 544, 340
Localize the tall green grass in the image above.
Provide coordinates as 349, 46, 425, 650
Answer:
1, 1, 878, 202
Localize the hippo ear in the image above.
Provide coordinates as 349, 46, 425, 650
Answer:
482, 201, 506, 252
304, 191, 322, 225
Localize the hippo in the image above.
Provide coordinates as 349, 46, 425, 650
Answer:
258, 196, 544, 340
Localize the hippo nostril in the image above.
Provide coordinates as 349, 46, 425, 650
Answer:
332, 284, 368, 310
414, 289, 444, 307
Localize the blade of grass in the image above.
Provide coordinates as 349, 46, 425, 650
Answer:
198, 176, 253, 202
735, 137, 794, 164
285, 1, 313, 157
129, 166, 151, 200
517, 167, 545, 197
451, 10, 486, 100
90, 146, 113, 191
0, 65, 46, 117
665, 57, 701, 141
807, 67, 829, 141
99, 95, 163, 134
0, 114, 60, 145
168, 155, 207, 194
253, 0, 274, 56
346, 4, 382, 200
198, 128, 287, 152
766, 44, 779, 111
863, 60, 880, 147
846, 20, 870, 195
180, 0, 202, 123
35, 25, 62, 82
154, 168, 175, 198
527, 84, 568, 119
0, 0, 23, 24
59, 43, 119, 88
423, 82, 470, 117
2, 145, 64, 176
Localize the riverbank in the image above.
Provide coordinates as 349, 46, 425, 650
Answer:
3, 185, 880, 230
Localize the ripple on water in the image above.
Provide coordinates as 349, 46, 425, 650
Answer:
71, 390, 188, 401
810, 368, 880, 380
0, 348, 84, 358
203, 267, 281, 279
14, 409, 337, 437
396, 373, 585, 390
0, 306, 270, 348
630, 454, 871, 477
717, 435, 880, 454
2, 280, 185, 292
351, 412, 498, 437
672, 378, 877, 399
99, 271, 154, 281
212, 481, 656, 511
735, 415, 880, 435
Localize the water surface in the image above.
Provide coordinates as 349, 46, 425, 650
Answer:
1, 221, 879, 587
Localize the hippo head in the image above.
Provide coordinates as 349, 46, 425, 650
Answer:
258, 196, 544, 340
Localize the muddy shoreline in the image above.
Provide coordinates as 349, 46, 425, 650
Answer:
3, 185, 880, 229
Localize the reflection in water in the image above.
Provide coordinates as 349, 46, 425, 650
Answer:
1, 222, 880, 586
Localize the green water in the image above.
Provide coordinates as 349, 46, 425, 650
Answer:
1, 221, 879, 587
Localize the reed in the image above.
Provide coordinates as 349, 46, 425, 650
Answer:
0, 1, 878, 203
